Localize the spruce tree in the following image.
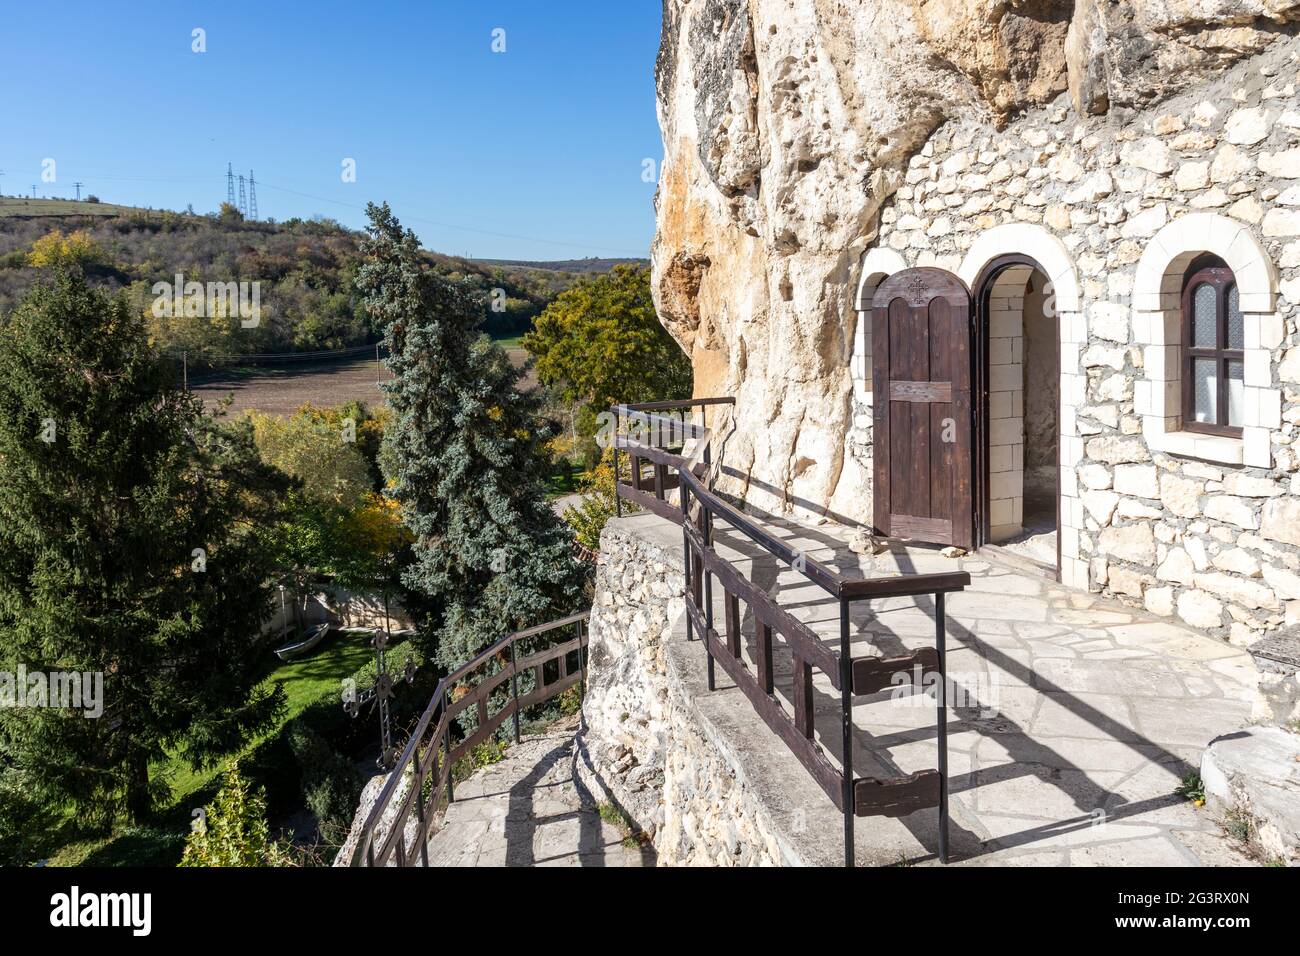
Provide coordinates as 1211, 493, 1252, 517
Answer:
0, 268, 288, 825
355, 203, 584, 671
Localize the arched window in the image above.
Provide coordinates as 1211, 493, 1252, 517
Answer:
1181, 254, 1243, 437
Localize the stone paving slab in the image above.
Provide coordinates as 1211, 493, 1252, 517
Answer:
426, 509, 1262, 866
691, 513, 1260, 865
425, 716, 655, 868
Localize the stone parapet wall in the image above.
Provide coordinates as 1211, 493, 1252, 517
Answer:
576, 514, 817, 866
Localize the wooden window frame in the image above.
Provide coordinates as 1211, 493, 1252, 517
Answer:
1181, 256, 1243, 438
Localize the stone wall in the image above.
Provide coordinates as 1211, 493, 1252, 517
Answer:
653, 0, 1300, 529
653, 1, 1300, 643
834, 37, 1300, 643
576, 514, 819, 865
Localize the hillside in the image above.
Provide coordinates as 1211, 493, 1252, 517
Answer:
471, 256, 648, 273
0, 197, 174, 219
0, 201, 616, 365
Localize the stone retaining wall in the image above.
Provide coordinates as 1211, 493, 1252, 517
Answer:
576, 514, 817, 866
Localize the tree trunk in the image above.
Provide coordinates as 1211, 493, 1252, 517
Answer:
124, 748, 152, 823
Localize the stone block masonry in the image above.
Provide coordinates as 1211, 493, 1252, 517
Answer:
576, 514, 810, 865
654, 0, 1300, 643
843, 38, 1300, 644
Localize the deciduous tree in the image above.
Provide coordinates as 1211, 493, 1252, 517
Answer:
523, 263, 691, 428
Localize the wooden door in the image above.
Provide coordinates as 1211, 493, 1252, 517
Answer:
871, 268, 973, 549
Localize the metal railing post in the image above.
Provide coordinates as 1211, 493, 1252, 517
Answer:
509, 641, 521, 744
575, 618, 586, 703
613, 406, 622, 518
703, 504, 715, 692
680, 478, 693, 643
936, 590, 949, 864
702, 403, 711, 470
840, 596, 854, 868
442, 688, 454, 805
414, 740, 430, 866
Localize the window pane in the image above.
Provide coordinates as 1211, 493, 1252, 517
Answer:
1193, 357, 1217, 424
1227, 360, 1244, 427
1227, 284, 1243, 349
1192, 283, 1217, 347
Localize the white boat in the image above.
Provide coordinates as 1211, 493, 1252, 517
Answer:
274, 622, 332, 661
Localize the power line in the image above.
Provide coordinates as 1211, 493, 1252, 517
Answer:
164, 343, 386, 364
22, 163, 648, 256
252, 177, 645, 256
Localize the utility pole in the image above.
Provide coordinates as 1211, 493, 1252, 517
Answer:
226, 162, 235, 207
247, 170, 258, 221
73, 181, 83, 201
237, 174, 247, 217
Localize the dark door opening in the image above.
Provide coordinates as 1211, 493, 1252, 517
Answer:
971, 255, 1060, 578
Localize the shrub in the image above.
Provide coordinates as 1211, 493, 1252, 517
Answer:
286, 723, 363, 846
26, 228, 102, 268
180, 762, 291, 867
562, 449, 636, 553
0, 774, 53, 866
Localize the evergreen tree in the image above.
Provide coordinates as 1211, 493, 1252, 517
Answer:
0, 267, 288, 825
355, 203, 584, 670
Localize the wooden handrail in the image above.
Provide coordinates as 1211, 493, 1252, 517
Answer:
613, 395, 967, 865
350, 611, 590, 867
615, 411, 971, 604
617, 397, 736, 411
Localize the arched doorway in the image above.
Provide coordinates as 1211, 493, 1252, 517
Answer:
869, 258, 1061, 577
970, 255, 1059, 575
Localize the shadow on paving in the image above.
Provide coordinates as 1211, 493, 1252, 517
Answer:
691, 499, 1249, 864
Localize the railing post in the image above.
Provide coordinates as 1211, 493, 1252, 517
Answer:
575, 617, 585, 704
936, 590, 949, 864
613, 426, 622, 519
442, 687, 454, 805
414, 740, 430, 867
680, 478, 693, 643
840, 596, 854, 868
702, 403, 711, 470
509, 641, 521, 744
703, 504, 715, 692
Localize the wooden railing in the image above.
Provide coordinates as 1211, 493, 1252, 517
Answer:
610, 397, 734, 524
348, 613, 589, 867
613, 397, 970, 866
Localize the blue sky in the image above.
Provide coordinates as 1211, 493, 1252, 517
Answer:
0, 1, 664, 260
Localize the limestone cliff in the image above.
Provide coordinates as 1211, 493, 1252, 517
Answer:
652, 0, 1300, 523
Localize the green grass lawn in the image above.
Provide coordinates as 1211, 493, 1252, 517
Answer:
45, 629, 375, 867
491, 333, 526, 350
546, 460, 587, 499
158, 631, 373, 808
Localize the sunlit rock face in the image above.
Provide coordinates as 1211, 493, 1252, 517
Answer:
652, 0, 1300, 523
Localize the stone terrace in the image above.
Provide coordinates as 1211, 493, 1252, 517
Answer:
592, 511, 1262, 866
